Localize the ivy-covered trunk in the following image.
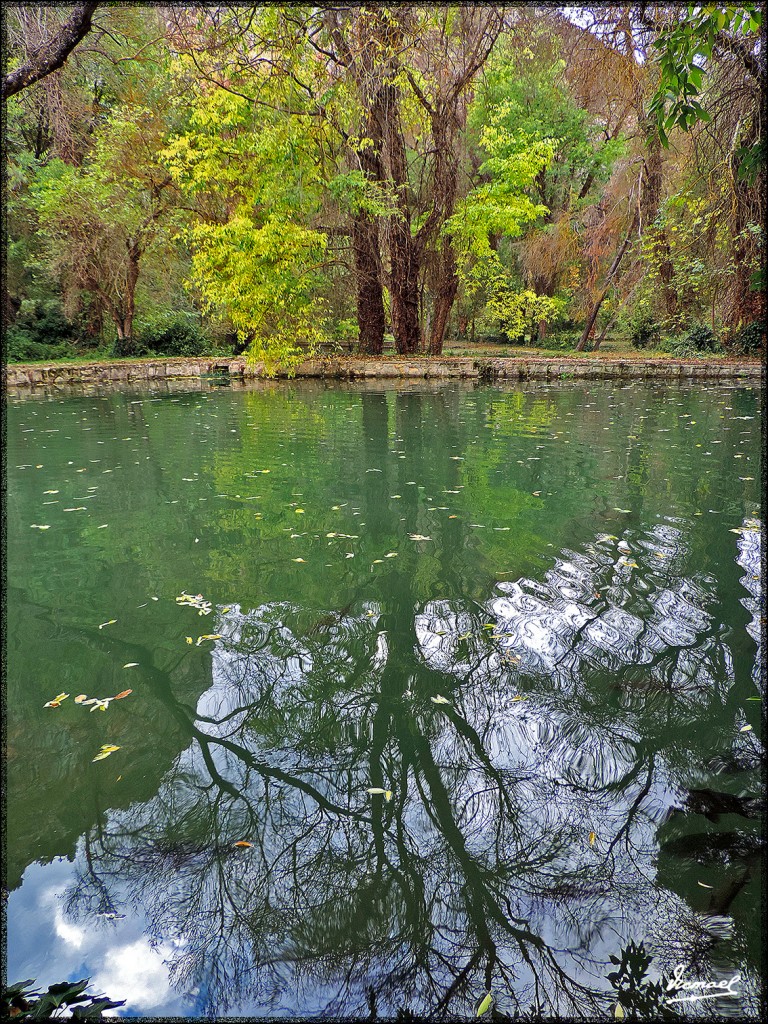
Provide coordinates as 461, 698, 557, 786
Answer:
381, 83, 421, 355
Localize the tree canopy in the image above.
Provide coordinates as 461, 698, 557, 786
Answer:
4, 4, 764, 367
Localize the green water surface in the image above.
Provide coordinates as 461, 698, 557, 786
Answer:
4, 379, 763, 1018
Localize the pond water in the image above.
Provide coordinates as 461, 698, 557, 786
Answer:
5, 379, 763, 1019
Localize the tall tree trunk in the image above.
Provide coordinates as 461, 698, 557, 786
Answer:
427, 242, 458, 355
352, 216, 386, 355
382, 84, 421, 354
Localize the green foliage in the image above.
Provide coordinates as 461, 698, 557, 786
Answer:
164, 82, 332, 373
607, 940, 677, 1020
5, 299, 76, 361
134, 311, 212, 357
649, 4, 762, 146
683, 323, 719, 351
2, 978, 125, 1021
727, 319, 764, 354
624, 306, 661, 350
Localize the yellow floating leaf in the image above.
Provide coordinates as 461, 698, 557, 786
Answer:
53, 692, 69, 703
385, 552, 398, 557
292, 557, 306, 563
476, 992, 493, 1017
372, 559, 384, 564
384, 791, 392, 802
92, 745, 120, 762
510, 695, 526, 703
366, 787, 387, 795
186, 637, 194, 644
739, 724, 753, 733
589, 831, 597, 846
615, 1003, 625, 1019
98, 619, 117, 629
295, 508, 305, 514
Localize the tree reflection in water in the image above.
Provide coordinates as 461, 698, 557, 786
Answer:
59, 511, 762, 1018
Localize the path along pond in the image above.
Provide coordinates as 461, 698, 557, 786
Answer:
5, 379, 763, 1019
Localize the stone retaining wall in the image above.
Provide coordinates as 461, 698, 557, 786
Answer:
4, 354, 763, 390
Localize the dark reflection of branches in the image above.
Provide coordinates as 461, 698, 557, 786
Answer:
58, 486, 762, 1017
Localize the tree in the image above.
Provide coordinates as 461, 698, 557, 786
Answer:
2, 2, 99, 101
30, 99, 179, 350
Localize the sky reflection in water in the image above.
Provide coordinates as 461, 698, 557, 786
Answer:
5, 380, 763, 1018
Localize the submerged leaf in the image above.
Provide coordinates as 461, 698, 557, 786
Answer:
589, 831, 597, 846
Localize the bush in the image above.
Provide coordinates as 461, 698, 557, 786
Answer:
684, 323, 719, 351
662, 334, 723, 358
5, 298, 76, 361
628, 313, 660, 349
6, 334, 73, 362
728, 320, 765, 354
131, 312, 211, 357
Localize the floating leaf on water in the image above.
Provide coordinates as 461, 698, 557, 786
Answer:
74, 694, 88, 703
295, 508, 305, 514
186, 637, 194, 644
697, 881, 713, 889
372, 559, 384, 564
30, 524, 51, 530
613, 508, 632, 514
196, 634, 222, 645
476, 992, 493, 1017
385, 552, 398, 557
233, 841, 253, 848
43, 490, 59, 495
366, 787, 387, 795
292, 558, 306, 563
408, 534, 432, 541
589, 831, 597, 846
510, 695, 526, 703
90, 699, 111, 712
92, 744, 120, 762
123, 663, 139, 669
384, 790, 392, 802
614, 1003, 625, 1020
430, 695, 451, 705
98, 619, 117, 629
114, 690, 133, 700
739, 724, 753, 733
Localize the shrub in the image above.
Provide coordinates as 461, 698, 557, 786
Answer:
628, 313, 660, 349
5, 298, 76, 360
728, 320, 764, 354
684, 323, 719, 351
132, 312, 211, 357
